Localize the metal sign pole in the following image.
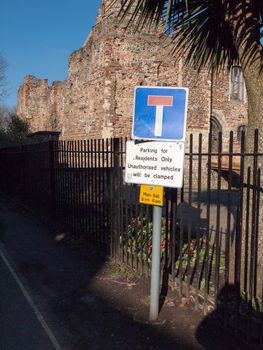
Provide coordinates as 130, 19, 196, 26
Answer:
149, 81, 167, 322
149, 204, 162, 321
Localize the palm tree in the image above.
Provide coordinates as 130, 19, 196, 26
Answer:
113, 0, 263, 151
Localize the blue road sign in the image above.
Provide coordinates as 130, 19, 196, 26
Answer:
132, 86, 188, 141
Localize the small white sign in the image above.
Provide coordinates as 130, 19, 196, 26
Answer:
125, 140, 185, 188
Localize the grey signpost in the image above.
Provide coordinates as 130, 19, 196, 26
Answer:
149, 201, 163, 321
149, 82, 167, 322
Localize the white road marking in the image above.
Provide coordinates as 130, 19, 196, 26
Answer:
0, 245, 63, 350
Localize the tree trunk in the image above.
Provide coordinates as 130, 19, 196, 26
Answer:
242, 67, 263, 153
231, 0, 263, 150
239, 63, 263, 296
229, 0, 263, 295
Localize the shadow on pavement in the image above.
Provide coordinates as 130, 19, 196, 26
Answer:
196, 284, 257, 350
0, 198, 252, 350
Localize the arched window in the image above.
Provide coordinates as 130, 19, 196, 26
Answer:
210, 116, 222, 151
230, 66, 244, 101
237, 125, 247, 143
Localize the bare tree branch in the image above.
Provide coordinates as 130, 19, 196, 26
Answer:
0, 53, 8, 101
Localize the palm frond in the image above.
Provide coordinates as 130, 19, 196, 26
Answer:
111, 0, 263, 71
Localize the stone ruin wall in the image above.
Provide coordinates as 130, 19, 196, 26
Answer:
17, 0, 248, 154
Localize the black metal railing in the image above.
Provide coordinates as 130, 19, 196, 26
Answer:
0, 130, 262, 345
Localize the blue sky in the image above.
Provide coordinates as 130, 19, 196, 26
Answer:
0, 0, 101, 108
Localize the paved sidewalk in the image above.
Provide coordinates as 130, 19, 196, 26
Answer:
0, 198, 254, 350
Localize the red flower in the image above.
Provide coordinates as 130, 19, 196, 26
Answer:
188, 249, 195, 257
160, 240, 169, 249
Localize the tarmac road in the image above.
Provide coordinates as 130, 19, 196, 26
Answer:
0, 245, 62, 350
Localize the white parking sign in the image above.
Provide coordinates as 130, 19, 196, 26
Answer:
125, 141, 185, 188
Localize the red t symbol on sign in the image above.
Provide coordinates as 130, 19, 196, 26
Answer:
148, 96, 173, 137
